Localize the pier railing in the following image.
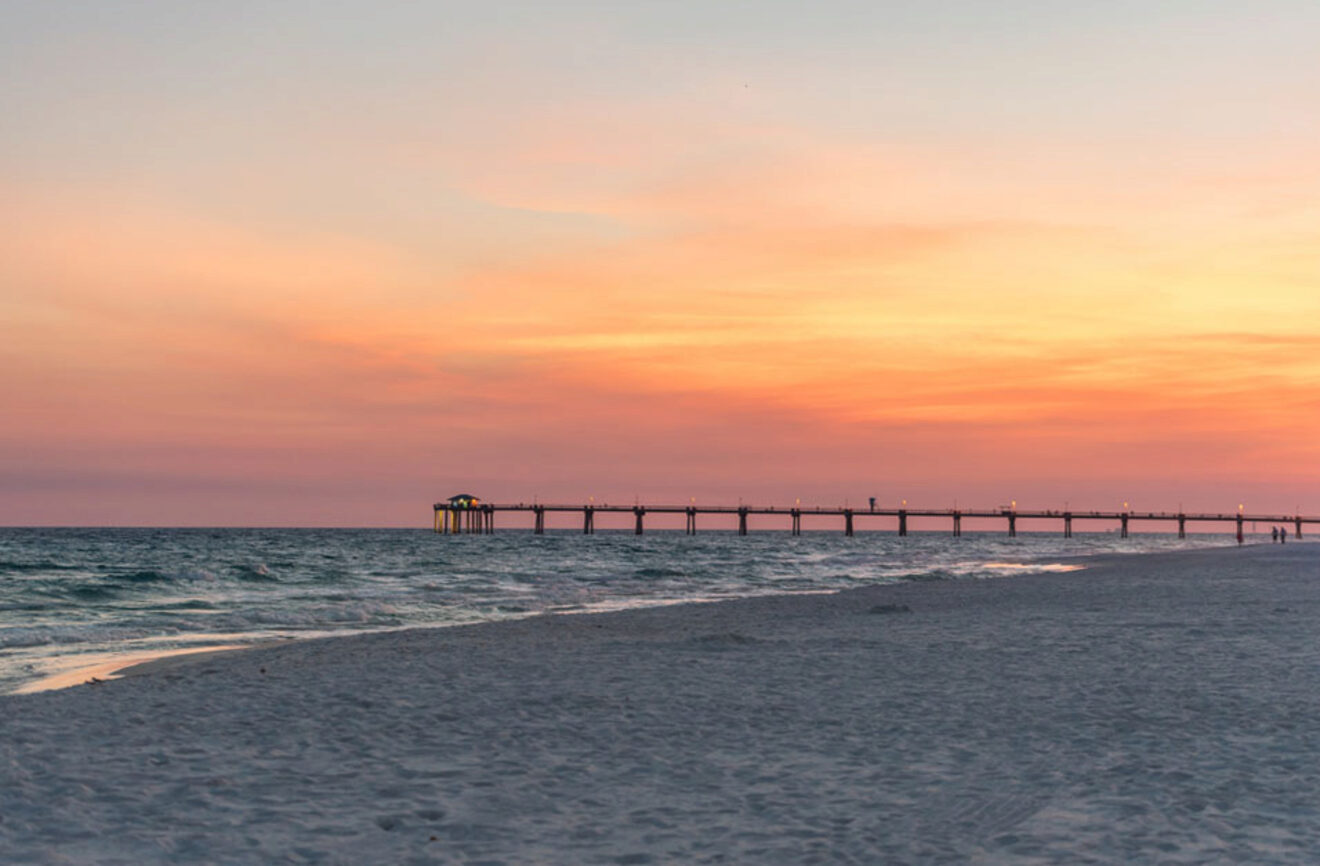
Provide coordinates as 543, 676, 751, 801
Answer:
433, 502, 1312, 542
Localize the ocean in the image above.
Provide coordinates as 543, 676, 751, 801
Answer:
0, 527, 1241, 693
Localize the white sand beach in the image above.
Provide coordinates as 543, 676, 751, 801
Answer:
3, 544, 1320, 864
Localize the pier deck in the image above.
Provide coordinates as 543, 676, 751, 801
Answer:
434, 501, 1312, 542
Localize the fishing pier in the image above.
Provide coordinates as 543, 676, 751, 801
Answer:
434, 496, 1313, 543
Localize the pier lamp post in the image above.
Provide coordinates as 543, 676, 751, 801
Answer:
1237, 503, 1245, 545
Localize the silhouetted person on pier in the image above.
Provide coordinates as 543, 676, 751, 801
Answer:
869, 497, 876, 511
1273, 526, 1279, 542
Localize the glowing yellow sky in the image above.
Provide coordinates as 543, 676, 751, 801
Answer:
3, 2, 1319, 524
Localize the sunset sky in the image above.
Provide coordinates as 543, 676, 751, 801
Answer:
4, 1, 1319, 526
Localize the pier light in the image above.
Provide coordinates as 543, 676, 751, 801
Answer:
1239, 503, 1244, 513
1011, 500, 1016, 511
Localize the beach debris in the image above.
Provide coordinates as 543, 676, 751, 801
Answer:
84, 676, 105, 685
869, 603, 913, 615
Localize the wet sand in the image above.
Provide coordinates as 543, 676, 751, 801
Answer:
13, 645, 253, 695
3, 543, 1319, 864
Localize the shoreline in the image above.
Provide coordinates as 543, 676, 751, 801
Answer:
4, 543, 1319, 862
14, 643, 272, 695
7, 537, 1254, 697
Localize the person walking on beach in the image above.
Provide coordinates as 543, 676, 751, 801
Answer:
1273, 526, 1280, 543
1281, 526, 1288, 544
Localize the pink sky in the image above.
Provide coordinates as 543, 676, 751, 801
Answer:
3, 3, 1319, 526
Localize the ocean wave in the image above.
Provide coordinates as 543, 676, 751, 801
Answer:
899, 569, 954, 582
634, 567, 688, 579
118, 569, 171, 584
971, 562, 1086, 576
97, 568, 219, 586
886, 562, 1086, 582
0, 560, 81, 573
67, 584, 118, 600
235, 563, 278, 582
183, 601, 407, 631
0, 624, 179, 650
